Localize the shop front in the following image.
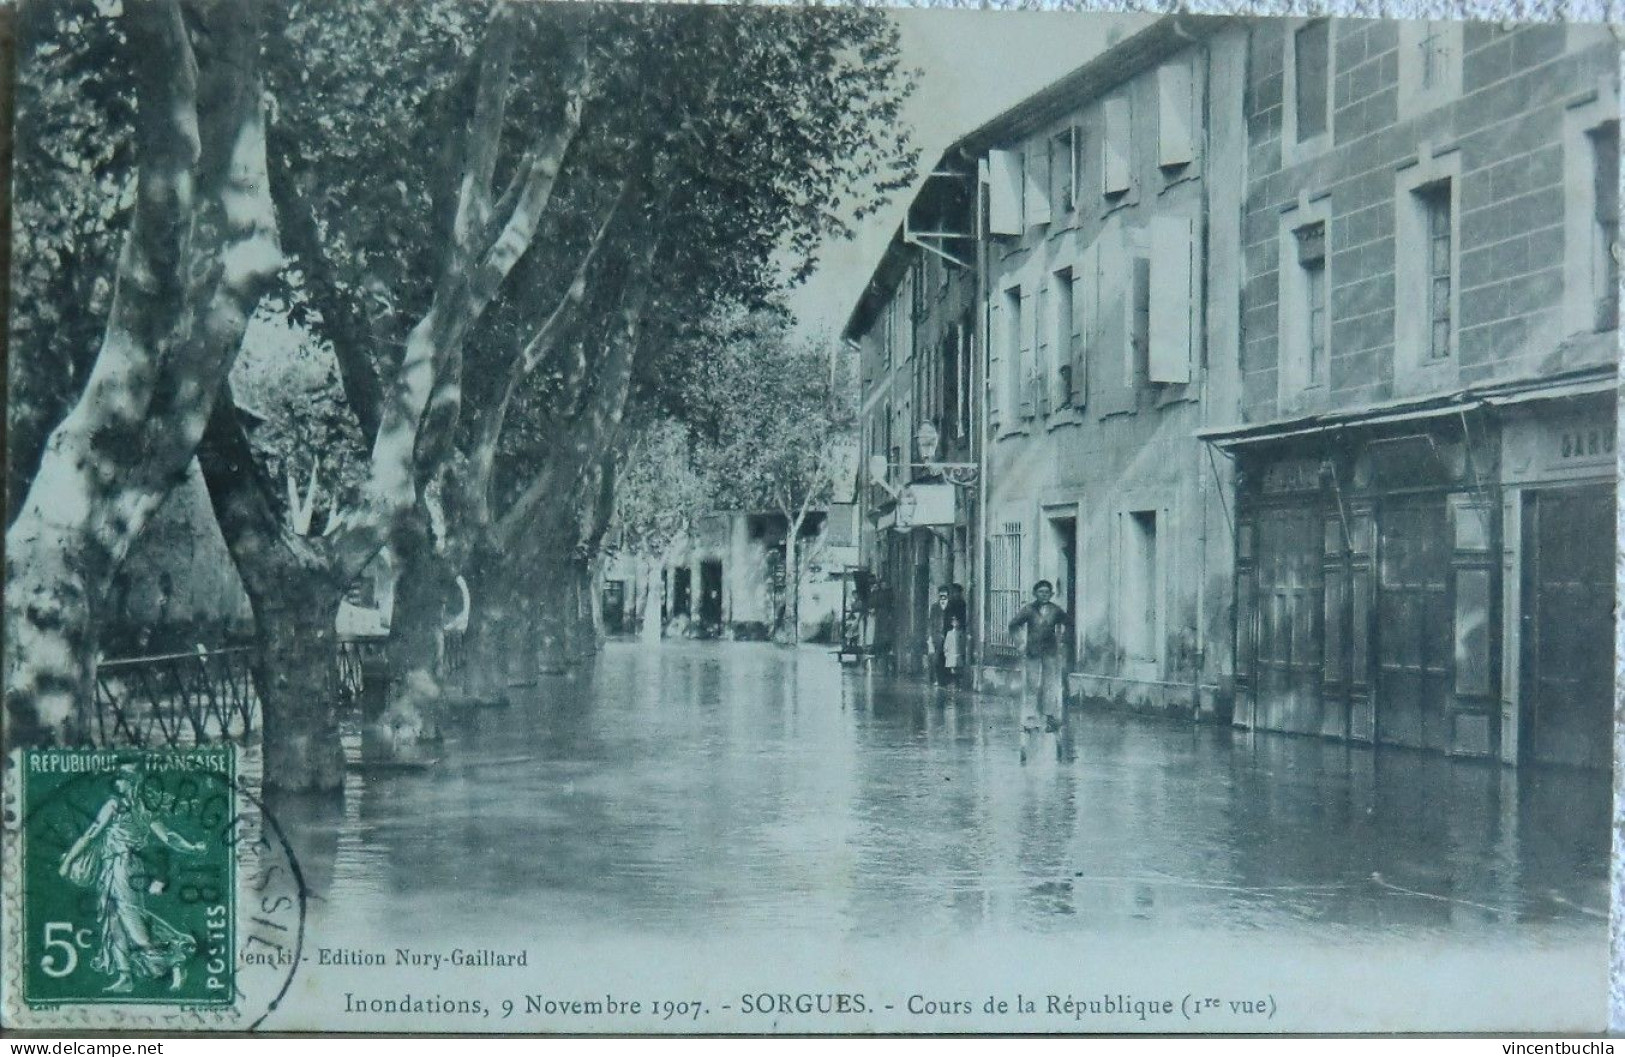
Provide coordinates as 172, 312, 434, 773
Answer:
1227, 410, 1500, 758
1215, 371, 1616, 769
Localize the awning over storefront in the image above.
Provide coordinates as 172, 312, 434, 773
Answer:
1198, 366, 1617, 449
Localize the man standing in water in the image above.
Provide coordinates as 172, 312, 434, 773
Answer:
1008, 580, 1069, 759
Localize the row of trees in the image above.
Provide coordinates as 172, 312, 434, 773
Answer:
5, 0, 915, 789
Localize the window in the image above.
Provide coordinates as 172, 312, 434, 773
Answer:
1592, 122, 1620, 331
1563, 92, 1619, 336
988, 521, 1025, 649
1395, 159, 1459, 379
1419, 181, 1453, 361
1299, 222, 1328, 385
910, 257, 926, 320
1053, 266, 1075, 407
1398, 20, 1462, 116
1129, 256, 1151, 387
1050, 128, 1077, 215
1103, 95, 1132, 197
1294, 21, 1330, 142
883, 297, 897, 368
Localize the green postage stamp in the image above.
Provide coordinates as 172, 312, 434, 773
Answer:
2, 746, 302, 1029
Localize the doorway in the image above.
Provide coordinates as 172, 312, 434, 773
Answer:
1374, 498, 1451, 751
1521, 485, 1614, 768
672, 566, 693, 619
1045, 512, 1078, 634
699, 560, 724, 627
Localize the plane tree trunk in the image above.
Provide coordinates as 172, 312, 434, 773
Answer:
5, 0, 281, 748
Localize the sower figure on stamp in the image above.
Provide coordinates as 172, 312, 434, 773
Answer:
1008, 580, 1069, 760
58, 765, 205, 993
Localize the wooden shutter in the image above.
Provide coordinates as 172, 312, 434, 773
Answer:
1097, 225, 1131, 415
1149, 214, 1193, 383
1103, 96, 1131, 195
1071, 243, 1093, 408
987, 295, 1002, 423
1158, 61, 1195, 168
1019, 285, 1035, 418
1026, 143, 1052, 227
988, 150, 1023, 235
1035, 281, 1051, 414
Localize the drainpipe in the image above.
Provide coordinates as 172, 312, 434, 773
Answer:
973, 157, 991, 690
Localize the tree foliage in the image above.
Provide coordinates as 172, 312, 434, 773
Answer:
697, 312, 858, 526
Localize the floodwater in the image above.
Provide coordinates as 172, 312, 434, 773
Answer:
264, 640, 1612, 1032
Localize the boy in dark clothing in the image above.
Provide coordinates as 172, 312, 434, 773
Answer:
1008, 580, 1069, 740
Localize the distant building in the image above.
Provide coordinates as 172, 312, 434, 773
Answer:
1201, 19, 1618, 768
602, 509, 851, 643
843, 177, 981, 673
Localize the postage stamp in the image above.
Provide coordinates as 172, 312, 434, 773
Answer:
19, 748, 235, 1007
1, 747, 305, 1030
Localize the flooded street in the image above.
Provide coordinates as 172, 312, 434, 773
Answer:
271, 641, 1610, 945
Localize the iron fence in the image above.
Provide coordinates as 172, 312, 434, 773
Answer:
88, 647, 261, 748
86, 632, 472, 750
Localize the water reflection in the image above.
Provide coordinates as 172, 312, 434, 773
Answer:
270, 642, 1609, 944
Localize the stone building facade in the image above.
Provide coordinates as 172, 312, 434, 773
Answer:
1204, 18, 1619, 767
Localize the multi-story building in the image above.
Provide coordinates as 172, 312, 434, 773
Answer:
1203, 19, 1619, 768
963, 17, 1247, 714
844, 179, 981, 672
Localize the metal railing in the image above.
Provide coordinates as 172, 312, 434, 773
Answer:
86, 632, 472, 749
88, 647, 261, 748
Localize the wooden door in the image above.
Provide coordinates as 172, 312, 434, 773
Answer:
1375, 499, 1451, 750
1252, 506, 1322, 735
1524, 486, 1614, 769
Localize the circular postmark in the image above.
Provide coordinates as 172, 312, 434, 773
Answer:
3, 747, 306, 1031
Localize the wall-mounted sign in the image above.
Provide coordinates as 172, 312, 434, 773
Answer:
895, 483, 957, 528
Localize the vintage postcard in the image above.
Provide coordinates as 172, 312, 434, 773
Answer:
1, 0, 1617, 1035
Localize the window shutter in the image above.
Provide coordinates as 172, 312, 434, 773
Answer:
1149, 214, 1194, 383
988, 296, 1001, 423
1019, 286, 1035, 418
1071, 244, 1093, 408
1035, 281, 1051, 414
988, 150, 1023, 235
1103, 96, 1131, 195
1158, 62, 1195, 168
1026, 144, 1052, 227
1097, 226, 1130, 414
